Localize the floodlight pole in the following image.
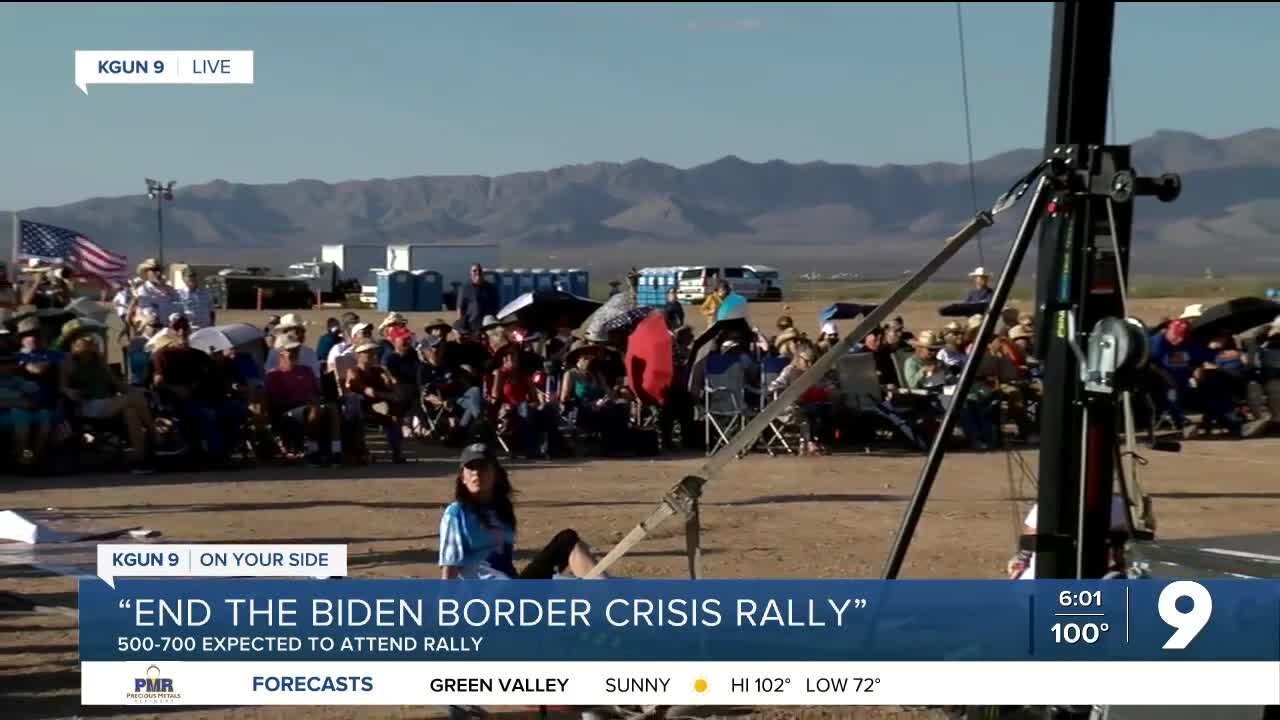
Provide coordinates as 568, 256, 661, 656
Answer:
146, 179, 176, 267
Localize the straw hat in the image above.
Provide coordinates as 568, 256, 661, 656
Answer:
423, 319, 452, 335
354, 341, 380, 354
137, 258, 163, 275
276, 313, 308, 331
966, 314, 984, 331
943, 320, 964, 334
911, 329, 944, 349
1178, 304, 1205, 320
378, 312, 408, 332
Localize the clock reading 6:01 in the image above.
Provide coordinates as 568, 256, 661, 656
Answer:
1058, 590, 1101, 607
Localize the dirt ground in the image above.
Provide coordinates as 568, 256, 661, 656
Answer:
4, 296, 1276, 720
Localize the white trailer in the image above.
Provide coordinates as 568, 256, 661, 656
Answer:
320, 244, 387, 294
386, 243, 500, 295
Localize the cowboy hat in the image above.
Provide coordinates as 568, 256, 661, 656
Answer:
20, 258, 55, 273
564, 343, 613, 367
354, 341, 380, 354
137, 258, 163, 274
350, 322, 374, 339
16, 317, 41, 336
276, 313, 308, 331
423, 319, 452, 335
145, 328, 180, 352
910, 329, 944, 349
1179, 303, 1205, 320
481, 314, 516, 331
1008, 325, 1033, 341
968, 267, 991, 278
378, 312, 409, 332
966, 314, 984, 330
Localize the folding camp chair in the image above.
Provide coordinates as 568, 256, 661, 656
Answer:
757, 355, 798, 456
703, 355, 753, 456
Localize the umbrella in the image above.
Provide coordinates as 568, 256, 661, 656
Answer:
625, 312, 674, 407
1190, 297, 1280, 341
820, 302, 878, 324
690, 317, 754, 361
601, 306, 658, 334
584, 291, 638, 342
715, 292, 750, 322
496, 290, 601, 335
939, 301, 989, 318
189, 323, 265, 355
64, 297, 112, 324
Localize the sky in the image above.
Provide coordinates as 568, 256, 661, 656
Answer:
0, 2, 1276, 209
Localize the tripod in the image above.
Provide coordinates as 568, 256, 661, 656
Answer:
883, 145, 1179, 580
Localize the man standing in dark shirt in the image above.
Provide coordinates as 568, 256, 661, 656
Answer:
663, 288, 685, 331
965, 267, 994, 304
456, 264, 499, 334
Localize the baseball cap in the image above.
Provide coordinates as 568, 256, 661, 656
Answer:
459, 443, 497, 468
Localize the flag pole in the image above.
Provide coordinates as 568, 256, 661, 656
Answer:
10, 212, 18, 270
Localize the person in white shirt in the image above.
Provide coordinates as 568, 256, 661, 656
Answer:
176, 267, 214, 329
264, 314, 320, 379
133, 258, 178, 322
113, 278, 142, 323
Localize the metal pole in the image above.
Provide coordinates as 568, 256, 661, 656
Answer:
156, 194, 165, 267
882, 176, 1050, 579
1034, 0, 1116, 581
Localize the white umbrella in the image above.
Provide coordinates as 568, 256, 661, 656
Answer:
189, 323, 265, 355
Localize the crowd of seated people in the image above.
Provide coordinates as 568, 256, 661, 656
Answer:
3, 257, 1278, 478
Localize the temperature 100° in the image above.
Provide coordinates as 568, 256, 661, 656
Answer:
1052, 621, 1110, 644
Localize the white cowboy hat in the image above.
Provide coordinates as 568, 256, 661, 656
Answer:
820, 321, 838, 336
276, 313, 308, 331
1178, 304, 1205, 320
20, 258, 55, 273
354, 341, 380, 354
968, 267, 991, 278
137, 258, 163, 274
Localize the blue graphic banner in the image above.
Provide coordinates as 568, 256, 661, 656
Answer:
79, 579, 1280, 662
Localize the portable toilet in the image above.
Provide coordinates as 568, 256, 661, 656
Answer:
489, 268, 513, 306
414, 270, 443, 311
377, 270, 415, 312
567, 268, 589, 298
548, 268, 566, 293
514, 268, 534, 294
483, 269, 501, 290
531, 268, 551, 292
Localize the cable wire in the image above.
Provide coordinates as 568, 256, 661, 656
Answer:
955, 1, 984, 268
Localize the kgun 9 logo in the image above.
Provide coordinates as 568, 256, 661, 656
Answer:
1157, 581, 1212, 650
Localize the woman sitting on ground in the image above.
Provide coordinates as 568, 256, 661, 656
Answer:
438, 444, 606, 580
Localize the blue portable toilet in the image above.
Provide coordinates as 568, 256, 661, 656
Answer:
531, 268, 551, 291
567, 268, 589, 298
414, 270, 443, 311
547, 268, 566, 293
483, 269, 501, 290
377, 270, 415, 312
514, 268, 534, 294
489, 268, 514, 306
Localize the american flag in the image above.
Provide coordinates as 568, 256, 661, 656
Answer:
16, 219, 129, 286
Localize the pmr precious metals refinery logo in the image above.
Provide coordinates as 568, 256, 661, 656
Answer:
128, 664, 181, 703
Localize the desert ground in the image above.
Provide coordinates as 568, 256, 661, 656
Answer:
3, 296, 1277, 720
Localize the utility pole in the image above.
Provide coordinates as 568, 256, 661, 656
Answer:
145, 179, 176, 266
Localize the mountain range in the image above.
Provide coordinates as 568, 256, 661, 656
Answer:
12, 128, 1280, 277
